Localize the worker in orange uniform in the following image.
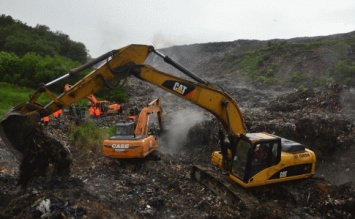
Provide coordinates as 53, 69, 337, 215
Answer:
128, 108, 137, 121
95, 107, 101, 117
128, 115, 136, 121
53, 109, 63, 119
43, 115, 50, 126
89, 107, 95, 117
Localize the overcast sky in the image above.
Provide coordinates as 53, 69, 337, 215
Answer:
1, 0, 355, 57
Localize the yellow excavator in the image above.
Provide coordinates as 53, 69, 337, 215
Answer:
102, 98, 163, 158
0, 44, 316, 189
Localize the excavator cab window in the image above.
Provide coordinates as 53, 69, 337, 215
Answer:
98, 101, 109, 113
232, 139, 252, 181
248, 143, 270, 177
248, 140, 282, 180
270, 142, 281, 165
115, 122, 135, 136
232, 138, 282, 182
251, 143, 269, 166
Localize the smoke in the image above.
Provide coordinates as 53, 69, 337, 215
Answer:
159, 108, 206, 154
341, 87, 355, 121
314, 86, 355, 185
335, 87, 355, 183
150, 32, 195, 49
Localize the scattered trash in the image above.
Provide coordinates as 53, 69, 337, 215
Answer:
0, 82, 354, 218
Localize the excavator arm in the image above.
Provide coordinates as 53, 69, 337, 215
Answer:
132, 65, 246, 136
134, 98, 163, 136
86, 94, 98, 106
0, 44, 246, 161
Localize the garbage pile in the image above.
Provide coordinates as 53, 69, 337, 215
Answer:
0, 83, 354, 218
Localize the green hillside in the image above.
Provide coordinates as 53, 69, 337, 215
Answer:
0, 82, 52, 119
0, 14, 128, 104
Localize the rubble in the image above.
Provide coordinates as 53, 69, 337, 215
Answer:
0, 82, 354, 218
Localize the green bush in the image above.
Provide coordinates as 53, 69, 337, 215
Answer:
330, 59, 355, 86
290, 71, 306, 83
298, 85, 308, 91
313, 77, 335, 86
68, 120, 109, 154
96, 81, 130, 103
255, 75, 278, 85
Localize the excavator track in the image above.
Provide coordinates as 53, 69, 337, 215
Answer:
192, 165, 330, 218
191, 165, 260, 212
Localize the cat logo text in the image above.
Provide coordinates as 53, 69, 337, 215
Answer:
173, 82, 187, 95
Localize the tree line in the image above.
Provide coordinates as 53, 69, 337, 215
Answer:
0, 14, 128, 102
0, 15, 88, 91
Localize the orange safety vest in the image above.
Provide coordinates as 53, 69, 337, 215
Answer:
43, 116, 50, 122
95, 108, 101, 117
58, 109, 63, 116
89, 107, 94, 116
128, 115, 136, 121
53, 111, 59, 118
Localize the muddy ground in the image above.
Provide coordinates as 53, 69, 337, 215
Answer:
0, 81, 354, 218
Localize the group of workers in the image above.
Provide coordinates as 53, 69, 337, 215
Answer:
42, 105, 102, 126
89, 106, 102, 117
42, 109, 63, 126
42, 104, 134, 125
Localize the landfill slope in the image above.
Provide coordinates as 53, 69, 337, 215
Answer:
0, 79, 354, 218
1, 32, 355, 218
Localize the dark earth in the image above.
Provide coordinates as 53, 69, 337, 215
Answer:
1, 35, 355, 218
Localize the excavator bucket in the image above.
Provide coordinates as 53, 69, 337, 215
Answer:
0, 105, 41, 161
0, 104, 72, 188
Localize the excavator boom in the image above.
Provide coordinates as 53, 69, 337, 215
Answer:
132, 65, 246, 135
134, 98, 163, 136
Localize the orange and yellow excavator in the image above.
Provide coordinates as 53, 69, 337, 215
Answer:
87, 94, 122, 117
64, 84, 121, 117
102, 98, 163, 158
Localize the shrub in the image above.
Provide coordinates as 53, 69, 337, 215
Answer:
313, 77, 335, 86
68, 120, 109, 154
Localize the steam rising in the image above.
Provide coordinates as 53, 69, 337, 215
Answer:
150, 32, 196, 49
160, 109, 206, 154
341, 87, 355, 120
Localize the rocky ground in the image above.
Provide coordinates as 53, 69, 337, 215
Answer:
0, 79, 354, 218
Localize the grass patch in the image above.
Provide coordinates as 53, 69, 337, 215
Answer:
68, 120, 110, 155
288, 71, 309, 86
237, 45, 279, 85
0, 82, 91, 120
329, 59, 355, 86
0, 82, 52, 119
313, 77, 336, 87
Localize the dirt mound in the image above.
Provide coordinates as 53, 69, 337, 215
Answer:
17, 129, 71, 188
246, 84, 354, 159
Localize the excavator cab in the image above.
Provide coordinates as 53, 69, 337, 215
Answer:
212, 132, 316, 188
114, 122, 136, 137
231, 134, 282, 183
